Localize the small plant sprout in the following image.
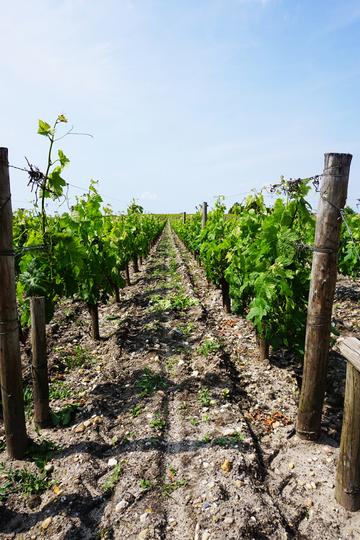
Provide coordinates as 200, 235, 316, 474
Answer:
140, 478, 152, 491
197, 338, 221, 357
101, 463, 123, 493
150, 414, 166, 432
198, 387, 212, 407
130, 404, 143, 418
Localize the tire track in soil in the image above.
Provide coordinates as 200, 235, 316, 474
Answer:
169, 226, 304, 539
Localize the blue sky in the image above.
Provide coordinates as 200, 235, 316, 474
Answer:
1, 0, 359, 213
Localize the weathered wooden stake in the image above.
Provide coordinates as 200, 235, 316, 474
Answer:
0, 147, 28, 458
183, 212, 186, 224
88, 303, 100, 340
335, 337, 360, 511
30, 297, 51, 428
220, 277, 231, 313
201, 202, 208, 229
133, 257, 139, 273
257, 336, 270, 361
125, 264, 131, 286
114, 287, 120, 304
297, 153, 352, 440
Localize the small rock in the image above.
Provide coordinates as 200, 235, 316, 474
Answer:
138, 529, 149, 540
140, 512, 148, 523
203, 462, 210, 469
288, 462, 295, 470
115, 499, 128, 512
108, 458, 118, 467
44, 463, 54, 474
41, 517, 52, 530
305, 498, 313, 508
221, 459, 232, 473
272, 421, 281, 429
201, 532, 210, 540
224, 516, 234, 525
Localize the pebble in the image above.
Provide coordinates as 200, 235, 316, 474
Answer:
224, 517, 234, 525
288, 462, 295, 470
41, 517, 52, 530
74, 423, 85, 433
140, 512, 148, 523
201, 532, 210, 540
203, 462, 210, 469
138, 529, 149, 540
44, 463, 54, 474
108, 458, 118, 467
115, 499, 128, 512
221, 459, 232, 473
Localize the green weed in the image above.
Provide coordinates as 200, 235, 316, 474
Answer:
0, 465, 53, 501
150, 414, 166, 432
49, 381, 72, 400
51, 404, 79, 427
198, 387, 212, 407
130, 404, 143, 418
64, 346, 96, 369
140, 478, 152, 491
137, 368, 168, 398
197, 338, 221, 357
212, 432, 245, 447
26, 438, 57, 470
101, 463, 123, 493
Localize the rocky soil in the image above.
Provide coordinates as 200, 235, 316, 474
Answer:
0, 223, 359, 539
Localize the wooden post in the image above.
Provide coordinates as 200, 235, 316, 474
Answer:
335, 337, 360, 511
183, 212, 186, 224
220, 277, 231, 313
0, 148, 28, 458
201, 202, 208, 229
297, 153, 352, 440
133, 257, 139, 273
114, 286, 120, 304
88, 303, 100, 340
257, 335, 270, 361
125, 264, 131, 286
30, 297, 51, 428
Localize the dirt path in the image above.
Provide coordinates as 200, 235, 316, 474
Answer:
1, 223, 360, 539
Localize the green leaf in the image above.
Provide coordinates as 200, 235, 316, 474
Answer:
58, 149, 70, 167
38, 120, 52, 137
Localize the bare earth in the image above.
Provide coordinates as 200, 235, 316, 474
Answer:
0, 224, 360, 539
